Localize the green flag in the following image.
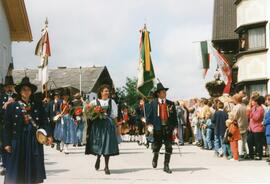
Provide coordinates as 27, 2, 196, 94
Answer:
200, 41, 209, 77
137, 26, 155, 97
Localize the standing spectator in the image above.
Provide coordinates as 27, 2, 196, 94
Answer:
212, 102, 228, 156
192, 99, 201, 146
230, 94, 249, 159
263, 94, 270, 163
226, 119, 241, 161
175, 101, 186, 145
182, 102, 193, 144
238, 90, 249, 106
204, 112, 214, 150
247, 95, 265, 160
200, 99, 211, 149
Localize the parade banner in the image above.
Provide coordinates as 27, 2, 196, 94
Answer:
200, 41, 210, 78
35, 19, 51, 93
208, 42, 232, 94
137, 25, 155, 98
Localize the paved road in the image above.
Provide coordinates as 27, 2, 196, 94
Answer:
1, 142, 270, 184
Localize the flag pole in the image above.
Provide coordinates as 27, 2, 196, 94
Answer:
79, 66, 82, 95
44, 18, 49, 99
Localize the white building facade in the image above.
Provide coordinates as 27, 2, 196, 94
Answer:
235, 0, 270, 96
0, 0, 32, 83
0, 0, 12, 83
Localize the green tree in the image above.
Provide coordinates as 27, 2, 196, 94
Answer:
124, 77, 140, 109
117, 77, 141, 109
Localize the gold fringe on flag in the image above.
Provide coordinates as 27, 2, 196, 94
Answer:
144, 30, 151, 72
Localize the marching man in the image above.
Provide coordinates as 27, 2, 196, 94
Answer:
147, 82, 177, 174
0, 76, 16, 175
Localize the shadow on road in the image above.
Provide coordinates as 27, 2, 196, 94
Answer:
163, 167, 208, 172
111, 168, 152, 174
120, 147, 148, 151
45, 161, 57, 165
68, 151, 86, 154
119, 151, 144, 154
46, 169, 70, 176
171, 152, 196, 155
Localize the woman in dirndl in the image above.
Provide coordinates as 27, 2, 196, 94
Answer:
59, 89, 77, 154
3, 76, 53, 184
85, 84, 119, 175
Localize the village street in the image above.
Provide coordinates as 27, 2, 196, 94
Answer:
1, 142, 269, 184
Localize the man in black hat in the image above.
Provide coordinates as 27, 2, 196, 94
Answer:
147, 82, 177, 173
0, 76, 16, 175
47, 90, 62, 150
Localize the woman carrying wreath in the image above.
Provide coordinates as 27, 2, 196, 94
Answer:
85, 84, 119, 175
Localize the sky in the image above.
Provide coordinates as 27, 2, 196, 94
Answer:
12, 0, 216, 100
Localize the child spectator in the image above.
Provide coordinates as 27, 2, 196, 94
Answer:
223, 123, 233, 160
226, 119, 241, 161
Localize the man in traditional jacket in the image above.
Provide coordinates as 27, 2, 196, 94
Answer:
147, 82, 177, 174
0, 76, 16, 175
47, 90, 62, 150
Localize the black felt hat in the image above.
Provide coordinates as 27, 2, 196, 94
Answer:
15, 76, 37, 94
155, 82, 169, 94
4, 76, 15, 86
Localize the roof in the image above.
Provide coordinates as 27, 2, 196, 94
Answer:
212, 0, 238, 41
12, 66, 113, 93
2, 0, 32, 41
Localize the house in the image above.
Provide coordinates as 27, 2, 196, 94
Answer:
0, 0, 32, 83
13, 66, 114, 99
234, 0, 270, 96
212, 0, 238, 93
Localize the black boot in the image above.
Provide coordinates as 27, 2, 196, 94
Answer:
56, 142, 60, 151
152, 152, 159, 168
95, 155, 101, 170
104, 156, 110, 175
163, 154, 172, 174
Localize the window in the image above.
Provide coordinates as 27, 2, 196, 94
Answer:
239, 32, 248, 51
248, 27, 266, 49
247, 83, 267, 97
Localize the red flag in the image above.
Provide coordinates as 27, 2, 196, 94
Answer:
208, 43, 232, 94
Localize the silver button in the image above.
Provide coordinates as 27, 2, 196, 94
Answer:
15, 115, 18, 118
16, 106, 19, 109
36, 117, 39, 120
13, 123, 16, 126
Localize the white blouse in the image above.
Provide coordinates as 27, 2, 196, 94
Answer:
90, 98, 118, 119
